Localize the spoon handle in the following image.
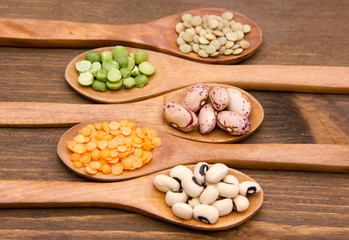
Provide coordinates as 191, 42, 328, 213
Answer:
179, 65, 349, 94
0, 179, 144, 210
0, 18, 167, 49
0, 102, 161, 127
182, 143, 349, 172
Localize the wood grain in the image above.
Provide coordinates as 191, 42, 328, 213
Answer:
0, 0, 348, 239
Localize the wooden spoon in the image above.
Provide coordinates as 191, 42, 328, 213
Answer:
0, 165, 263, 231
0, 83, 264, 143
0, 8, 262, 64
57, 119, 349, 182
66, 47, 349, 103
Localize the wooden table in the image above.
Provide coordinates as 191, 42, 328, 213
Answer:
0, 0, 348, 239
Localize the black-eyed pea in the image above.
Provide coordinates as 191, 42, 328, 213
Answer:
188, 197, 201, 208
226, 88, 252, 118
163, 101, 199, 132
194, 162, 209, 184
209, 86, 230, 111
193, 204, 219, 224
217, 111, 251, 135
172, 202, 193, 220
205, 163, 229, 183
181, 83, 209, 112
239, 181, 261, 196
211, 198, 234, 216
217, 182, 239, 198
198, 103, 217, 134
199, 185, 219, 204
223, 174, 240, 185
233, 195, 249, 212
182, 176, 204, 198
153, 174, 180, 193
169, 165, 193, 184
205, 181, 219, 189
165, 189, 188, 207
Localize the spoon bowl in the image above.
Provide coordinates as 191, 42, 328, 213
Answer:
0, 166, 263, 231
0, 8, 262, 64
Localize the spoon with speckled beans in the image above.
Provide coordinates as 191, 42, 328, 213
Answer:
0, 8, 262, 64
0, 83, 264, 144
0, 165, 263, 231
65, 47, 349, 104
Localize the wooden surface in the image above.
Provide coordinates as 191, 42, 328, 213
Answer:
0, 0, 348, 239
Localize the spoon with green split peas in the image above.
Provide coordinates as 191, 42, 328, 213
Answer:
0, 165, 263, 231
66, 47, 349, 103
0, 8, 262, 64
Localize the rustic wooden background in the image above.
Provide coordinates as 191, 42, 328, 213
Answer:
0, 0, 348, 239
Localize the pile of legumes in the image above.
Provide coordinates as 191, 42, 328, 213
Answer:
163, 83, 252, 135
154, 163, 261, 224
175, 12, 251, 57
66, 120, 162, 176
75, 46, 156, 91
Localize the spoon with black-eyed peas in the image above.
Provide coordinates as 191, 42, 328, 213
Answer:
0, 165, 263, 231
0, 8, 262, 64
